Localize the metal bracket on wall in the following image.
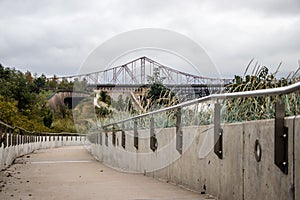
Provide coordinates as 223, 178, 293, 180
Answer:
176, 108, 183, 154
105, 130, 108, 147
275, 97, 288, 174
112, 126, 116, 146
214, 102, 223, 159
150, 117, 158, 152
99, 129, 102, 145
134, 120, 138, 149
121, 123, 126, 149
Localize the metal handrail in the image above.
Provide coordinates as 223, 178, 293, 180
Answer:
102, 81, 300, 128
0, 120, 84, 136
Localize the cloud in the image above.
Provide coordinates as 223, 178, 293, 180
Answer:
0, 0, 299, 78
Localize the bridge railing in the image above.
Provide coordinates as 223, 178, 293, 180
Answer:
100, 81, 300, 173
0, 120, 87, 170
0, 120, 86, 148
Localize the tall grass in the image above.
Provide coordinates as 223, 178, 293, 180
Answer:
98, 62, 300, 131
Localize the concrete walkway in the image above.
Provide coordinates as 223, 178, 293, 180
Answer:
0, 146, 213, 200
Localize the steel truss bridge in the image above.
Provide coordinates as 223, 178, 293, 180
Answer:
52, 56, 231, 97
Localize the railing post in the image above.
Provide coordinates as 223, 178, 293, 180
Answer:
105, 129, 108, 146
134, 120, 138, 149
3, 128, 7, 148
150, 116, 157, 152
7, 128, 12, 147
97, 129, 102, 145
112, 126, 116, 146
12, 130, 16, 146
15, 133, 18, 146
95, 132, 98, 144
214, 102, 223, 159
176, 108, 183, 154
99, 129, 102, 145
17, 134, 20, 145
275, 96, 288, 174
121, 123, 126, 149
19, 132, 23, 144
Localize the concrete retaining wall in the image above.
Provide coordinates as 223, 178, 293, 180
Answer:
0, 136, 85, 170
88, 116, 300, 200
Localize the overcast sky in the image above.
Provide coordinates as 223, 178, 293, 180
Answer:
0, 0, 299, 79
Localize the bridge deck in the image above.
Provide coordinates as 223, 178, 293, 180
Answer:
0, 146, 211, 200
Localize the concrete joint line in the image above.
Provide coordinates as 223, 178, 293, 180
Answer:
30, 160, 93, 164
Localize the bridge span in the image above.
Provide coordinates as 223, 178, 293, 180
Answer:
47, 57, 231, 111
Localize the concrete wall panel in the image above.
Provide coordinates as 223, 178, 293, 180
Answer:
295, 116, 300, 200
243, 119, 294, 200
88, 117, 299, 200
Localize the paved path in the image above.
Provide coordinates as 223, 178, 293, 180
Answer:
0, 146, 213, 200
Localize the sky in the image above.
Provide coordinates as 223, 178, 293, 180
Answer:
0, 0, 299, 79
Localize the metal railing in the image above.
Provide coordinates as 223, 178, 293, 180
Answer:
103, 81, 300, 128
99, 81, 300, 174
0, 121, 86, 148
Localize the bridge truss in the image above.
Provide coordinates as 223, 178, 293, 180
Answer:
52, 56, 231, 86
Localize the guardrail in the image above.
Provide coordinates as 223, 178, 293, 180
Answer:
100, 81, 300, 174
0, 121, 86, 148
0, 120, 87, 170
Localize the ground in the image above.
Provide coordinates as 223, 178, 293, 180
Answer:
0, 146, 214, 200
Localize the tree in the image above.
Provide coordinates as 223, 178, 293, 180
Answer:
95, 106, 112, 119
32, 74, 47, 93
73, 78, 88, 91
98, 91, 112, 106
46, 75, 58, 90
115, 95, 125, 111
147, 68, 166, 84
143, 67, 177, 110
43, 109, 53, 128
58, 78, 73, 90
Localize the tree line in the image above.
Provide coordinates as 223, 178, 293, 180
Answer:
0, 64, 77, 132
